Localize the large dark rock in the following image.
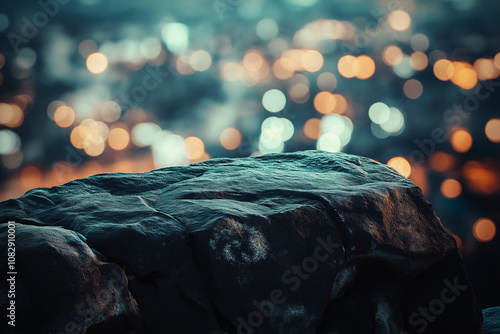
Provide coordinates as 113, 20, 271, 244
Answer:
0, 151, 483, 333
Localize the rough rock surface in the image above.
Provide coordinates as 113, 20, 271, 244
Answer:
0, 151, 483, 333
482, 307, 500, 334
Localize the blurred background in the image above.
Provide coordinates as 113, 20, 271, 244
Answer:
0, 0, 499, 307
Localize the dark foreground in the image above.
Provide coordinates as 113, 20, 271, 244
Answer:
0, 151, 493, 333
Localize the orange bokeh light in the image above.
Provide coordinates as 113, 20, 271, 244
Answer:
429, 152, 455, 172
382, 45, 403, 66
21, 166, 42, 189
54, 106, 75, 128
433, 59, 454, 81
387, 157, 411, 178
485, 118, 500, 143
410, 51, 428, 71
220, 127, 242, 150
108, 127, 130, 151
450, 129, 473, 153
408, 164, 429, 195
337, 55, 375, 79
463, 161, 500, 194
243, 50, 264, 71
184, 136, 205, 160
314, 91, 336, 114
272, 57, 295, 80
0, 103, 24, 128
450, 62, 477, 90
440, 179, 462, 198
473, 58, 500, 80
473, 218, 496, 242
355, 55, 376, 80
303, 118, 321, 140
302, 50, 324, 73
337, 55, 358, 78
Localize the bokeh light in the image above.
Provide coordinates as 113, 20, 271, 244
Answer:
161, 22, 189, 54
463, 161, 500, 195
152, 132, 189, 167
131, 122, 161, 147
190, 50, 212, 72
380, 107, 405, 134
272, 57, 295, 80
302, 50, 324, 72
99, 101, 121, 123
441, 179, 462, 198
473, 58, 500, 80
262, 89, 286, 112
108, 127, 130, 151
382, 45, 403, 66
317, 132, 341, 153
393, 56, 414, 78
184, 136, 205, 160
54, 106, 75, 128
409, 52, 428, 71
368, 102, 390, 124
220, 128, 242, 150
256, 18, 278, 40
78, 40, 97, 57
289, 83, 310, 103
451, 62, 477, 90
336, 54, 375, 80
303, 118, 321, 139
86, 52, 108, 74
433, 59, 454, 81
317, 72, 337, 91
403, 79, 423, 99
451, 129, 473, 153
2, 149, 23, 169
337, 55, 358, 78
473, 218, 496, 242
410, 34, 430, 52
429, 152, 455, 172
388, 10, 412, 32
0, 130, 20, 155
314, 91, 336, 114
0, 103, 24, 128
355, 56, 376, 80
243, 51, 264, 71
321, 114, 352, 147
485, 119, 500, 143
387, 157, 411, 178
0, 13, 9, 32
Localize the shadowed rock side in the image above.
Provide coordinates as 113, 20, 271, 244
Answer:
0, 151, 482, 333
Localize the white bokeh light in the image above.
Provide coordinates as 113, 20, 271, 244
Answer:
262, 89, 286, 113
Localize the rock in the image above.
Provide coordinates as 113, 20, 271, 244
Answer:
0, 223, 140, 334
482, 307, 500, 334
0, 151, 483, 333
